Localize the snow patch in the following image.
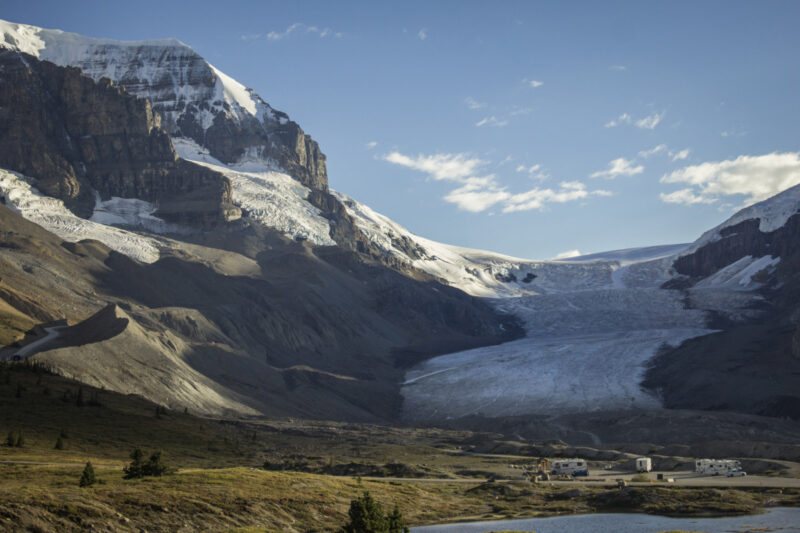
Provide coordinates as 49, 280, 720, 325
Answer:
693, 255, 780, 290
174, 138, 335, 246
0, 168, 160, 263
90, 193, 185, 234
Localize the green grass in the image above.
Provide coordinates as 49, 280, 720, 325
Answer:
1, 363, 798, 532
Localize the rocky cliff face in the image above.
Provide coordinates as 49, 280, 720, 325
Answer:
670, 214, 800, 284
0, 50, 240, 225
0, 23, 327, 192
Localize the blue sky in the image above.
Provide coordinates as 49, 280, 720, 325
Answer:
4, 1, 800, 259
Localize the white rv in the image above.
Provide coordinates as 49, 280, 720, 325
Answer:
695, 459, 741, 475
636, 457, 652, 473
550, 459, 588, 476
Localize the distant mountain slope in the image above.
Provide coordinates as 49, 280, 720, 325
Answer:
0, 202, 519, 419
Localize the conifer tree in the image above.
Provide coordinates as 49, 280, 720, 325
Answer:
123, 447, 145, 479
79, 461, 96, 487
55, 436, 64, 450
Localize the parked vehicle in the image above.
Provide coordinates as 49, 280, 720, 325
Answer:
695, 459, 742, 476
636, 457, 652, 473
726, 469, 747, 477
551, 459, 588, 476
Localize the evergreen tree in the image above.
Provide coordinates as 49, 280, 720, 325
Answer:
5, 431, 14, 447
14, 431, 24, 448
76, 387, 84, 407
341, 492, 409, 533
79, 461, 96, 487
386, 504, 409, 533
54, 436, 64, 450
144, 450, 168, 476
123, 448, 145, 479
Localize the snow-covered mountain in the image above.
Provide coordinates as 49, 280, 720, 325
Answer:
0, 18, 327, 191
1, 18, 799, 427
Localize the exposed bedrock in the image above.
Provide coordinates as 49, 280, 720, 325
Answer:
0, 50, 240, 225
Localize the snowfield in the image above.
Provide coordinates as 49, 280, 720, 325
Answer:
0, 168, 162, 263
173, 138, 337, 246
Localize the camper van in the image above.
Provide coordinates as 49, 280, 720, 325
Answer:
550, 459, 588, 476
636, 457, 652, 473
695, 459, 741, 476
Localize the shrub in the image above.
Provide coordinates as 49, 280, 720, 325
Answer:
54, 436, 64, 450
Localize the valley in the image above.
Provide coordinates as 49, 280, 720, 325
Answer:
0, 12, 799, 532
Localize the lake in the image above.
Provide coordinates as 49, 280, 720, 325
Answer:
413, 507, 800, 532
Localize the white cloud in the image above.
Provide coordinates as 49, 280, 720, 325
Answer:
638, 145, 690, 161
516, 164, 548, 180
605, 111, 664, 130
635, 112, 664, 130
605, 113, 632, 128
502, 181, 611, 213
553, 249, 582, 260
384, 151, 610, 213
418, 28, 427, 40
365, 141, 378, 149
638, 144, 668, 159
445, 179, 510, 212
590, 157, 644, 179
660, 188, 716, 205
528, 80, 544, 88
610, 65, 627, 71
509, 106, 533, 117
464, 97, 485, 110
265, 23, 339, 41
671, 148, 690, 161
660, 152, 800, 206
383, 152, 486, 182
476, 115, 508, 127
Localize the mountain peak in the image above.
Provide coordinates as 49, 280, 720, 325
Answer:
0, 17, 327, 191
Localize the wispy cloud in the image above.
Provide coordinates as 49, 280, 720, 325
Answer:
605, 111, 664, 130
671, 148, 690, 161
383, 151, 610, 213
638, 144, 690, 161
365, 141, 378, 150
660, 152, 800, 206
476, 115, 508, 127
464, 97, 485, 110
605, 113, 632, 128
418, 28, 427, 40
528, 79, 544, 88
610, 65, 627, 71
660, 188, 716, 205
250, 23, 341, 41
721, 129, 747, 138
638, 144, 668, 159
635, 112, 664, 130
590, 157, 644, 179
553, 249, 582, 260
516, 164, 549, 180
502, 181, 611, 213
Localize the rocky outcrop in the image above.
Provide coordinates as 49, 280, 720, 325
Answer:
9, 36, 328, 191
670, 214, 800, 284
0, 50, 240, 225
